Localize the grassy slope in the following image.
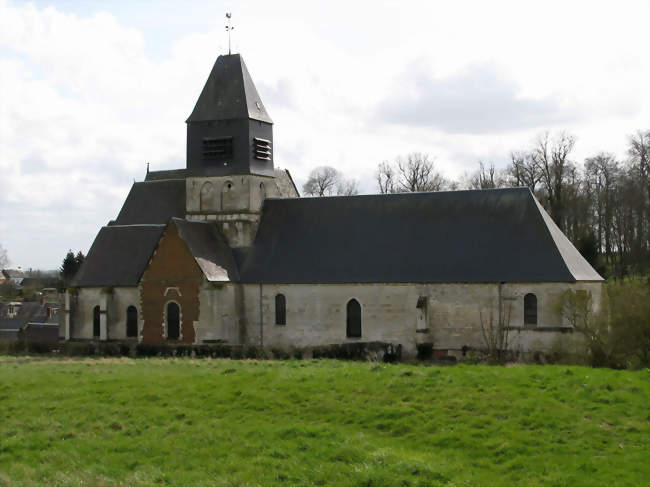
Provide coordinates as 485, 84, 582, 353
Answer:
0, 358, 648, 487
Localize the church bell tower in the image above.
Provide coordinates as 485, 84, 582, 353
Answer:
185, 53, 280, 248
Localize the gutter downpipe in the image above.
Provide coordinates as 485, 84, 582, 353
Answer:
498, 281, 505, 350
259, 283, 263, 348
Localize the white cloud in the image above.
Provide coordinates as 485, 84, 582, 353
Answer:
377, 62, 581, 134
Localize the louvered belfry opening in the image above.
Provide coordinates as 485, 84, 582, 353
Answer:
253, 137, 272, 161
203, 136, 233, 161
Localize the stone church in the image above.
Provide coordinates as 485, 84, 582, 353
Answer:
65, 53, 603, 358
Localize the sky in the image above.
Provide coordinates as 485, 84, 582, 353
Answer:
0, 0, 648, 270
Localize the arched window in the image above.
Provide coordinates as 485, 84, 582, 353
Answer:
126, 306, 138, 338
93, 305, 100, 338
524, 293, 537, 326
346, 299, 361, 338
166, 302, 180, 340
275, 294, 286, 325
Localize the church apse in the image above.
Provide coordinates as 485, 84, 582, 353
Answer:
139, 222, 201, 344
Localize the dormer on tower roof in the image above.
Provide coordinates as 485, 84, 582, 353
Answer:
186, 53, 274, 177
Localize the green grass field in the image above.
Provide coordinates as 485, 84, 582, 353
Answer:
0, 357, 648, 486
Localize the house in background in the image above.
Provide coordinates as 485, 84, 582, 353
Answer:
65, 52, 603, 359
0, 300, 59, 343
1, 269, 27, 287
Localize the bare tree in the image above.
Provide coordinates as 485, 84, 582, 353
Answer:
302, 166, 359, 197
626, 130, 650, 268
467, 161, 508, 190
627, 130, 650, 193
478, 298, 512, 364
507, 150, 541, 191
336, 179, 359, 196
376, 161, 396, 194
397, 153, 446, 192
376, 152, 445, 193
585, 153, 620, 261
555, 289, 622, 367
302, 166, 341, 196
530, 131, 577, 232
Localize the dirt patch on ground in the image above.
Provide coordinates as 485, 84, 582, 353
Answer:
0, 356, 136, 365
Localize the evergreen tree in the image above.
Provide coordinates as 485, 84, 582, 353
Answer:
75, 251, 85, 270
60, 250, 78, 286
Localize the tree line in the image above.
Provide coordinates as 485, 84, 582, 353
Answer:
303, 129, 650, 279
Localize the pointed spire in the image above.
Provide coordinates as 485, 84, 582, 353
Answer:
186, 54, 272, 124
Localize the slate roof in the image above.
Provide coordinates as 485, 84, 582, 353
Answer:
72, 225, 166, 287
0, 318, 29, 332
145, 168, 187, 181
2, 269, 27, 279
239, 188, 603, 284
0, 302, 49, 338
0, 302, 46, 322
173, 219, 239, 282
186, 54, 273, 124
113, 179, 186, 225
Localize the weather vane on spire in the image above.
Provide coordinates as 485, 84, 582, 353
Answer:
225, 13, 234, 55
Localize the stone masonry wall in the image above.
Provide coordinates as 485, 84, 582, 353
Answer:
71, 280, 602, 359
68, 287, 139, 340
238, 282, 603, 358
185, 175, 281, 248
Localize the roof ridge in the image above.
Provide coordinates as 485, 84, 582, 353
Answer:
134, 178, 185, 185
102, 224, 167, 228
264, 186, 531, 202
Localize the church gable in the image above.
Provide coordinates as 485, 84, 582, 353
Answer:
140, 221, 204, 344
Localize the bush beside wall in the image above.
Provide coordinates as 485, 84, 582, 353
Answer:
312, 342, 401, 362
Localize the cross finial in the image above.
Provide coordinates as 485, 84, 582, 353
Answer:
225, 13, 234, 55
